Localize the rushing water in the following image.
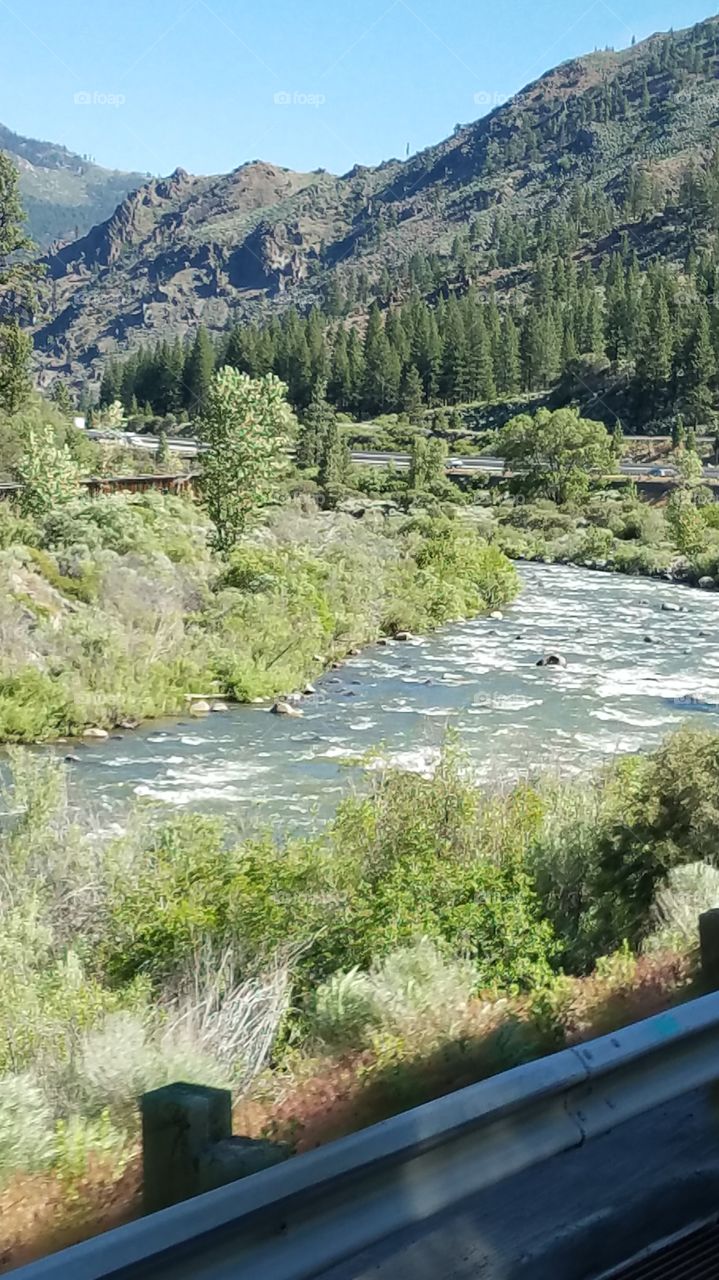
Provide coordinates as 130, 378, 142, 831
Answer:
57, 563, 719, 830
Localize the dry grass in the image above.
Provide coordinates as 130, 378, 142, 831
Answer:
0, 948, 697, 1272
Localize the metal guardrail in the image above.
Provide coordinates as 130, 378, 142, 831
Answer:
14, 988, 719, 1280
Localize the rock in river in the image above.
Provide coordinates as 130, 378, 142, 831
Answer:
536, 653, 567, 668
83, 727, 109, 739
271, 701, 304, 718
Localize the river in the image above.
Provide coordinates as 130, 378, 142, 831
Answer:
59, 563, 719, 830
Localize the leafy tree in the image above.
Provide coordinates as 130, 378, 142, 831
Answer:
99, 399, 124, 429
199, 366, 293, 551
409, 437, 449, 494
13, 423, 82, 517
496, 407, 614, 504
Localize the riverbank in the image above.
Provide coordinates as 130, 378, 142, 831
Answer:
486, 486, 719, 587
0, 493, 518, 744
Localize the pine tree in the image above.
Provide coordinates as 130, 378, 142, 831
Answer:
636, 280, 673, 406
329, 328, 352, 410
611, 419, 625, 461
683, 304, 715, 424
401, 364, 424, 420
468, 309, 496, 401
318, 417, 350, 507
0, 151, 38, 305
496, 313, 521, 395
50, 380, 73, 415
298, 379, 335, 468
0, 321, 32, 414
155, 430, 170, 467
184, 326, 215, 417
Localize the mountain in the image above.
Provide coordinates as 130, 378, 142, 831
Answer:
32, 14, 719, 386
0, 122, 145, 248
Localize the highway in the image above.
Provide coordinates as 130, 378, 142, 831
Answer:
82, 431, 719, 481
350, 450, 719, 479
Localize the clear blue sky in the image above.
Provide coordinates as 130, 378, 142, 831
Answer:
0, 0, 715, 177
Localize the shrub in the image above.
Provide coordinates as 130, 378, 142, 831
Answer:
646, 862, 719, 952
0, 1076, 55, 1183
310, 940, 478, 1051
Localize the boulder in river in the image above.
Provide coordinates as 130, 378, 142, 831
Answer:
118, 719, 139, 730
211, 702, 229, 712
303, 683, 317, 695
83, 727, 109, 739
64, 754, 81, 764
395, 631, 412, 641
698, 576, 715, 591
643, 635, 654, 644
489, 611, 504, 620
271, 700, 303, 718
189, 700, 211, 716
661, 602, 681, 613
536, 653, 567, 668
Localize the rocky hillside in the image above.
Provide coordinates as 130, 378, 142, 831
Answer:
32, 14, 719, 384
0, 122, 145, 248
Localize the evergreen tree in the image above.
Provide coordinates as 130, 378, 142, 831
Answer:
496, 313, 521, 395
184, 326, 215, 417
50, 380, 73, 415
155, 430, 170, 467
611, 419, 625, 461
0, 161, 34, 417
0, 321, 32, 414
636, 280, 673, 407
401, 364, 424, 420
0, 151, 38, 304
318, 417, 350, 507
298, 379, 335, 468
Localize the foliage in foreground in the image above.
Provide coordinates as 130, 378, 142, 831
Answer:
0, 727, 715, 1196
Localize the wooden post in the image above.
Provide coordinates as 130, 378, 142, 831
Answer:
699, 909, 719, 989
141, 1082, 232, 1215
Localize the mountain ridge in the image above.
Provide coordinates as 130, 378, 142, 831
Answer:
0, 121, 146, 248
23, 12, 719, 387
